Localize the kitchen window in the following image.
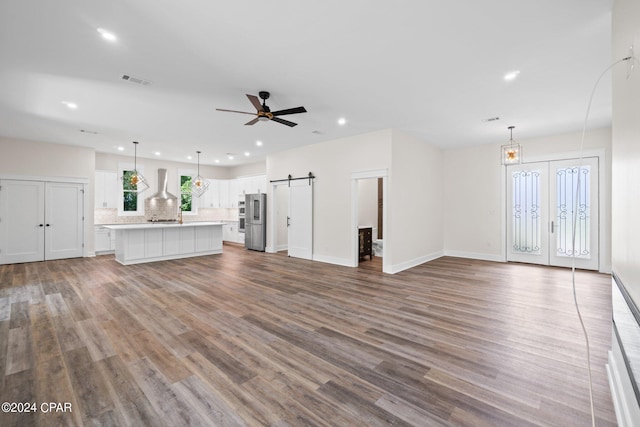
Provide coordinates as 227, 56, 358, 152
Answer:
178, 169, 196, 214
117, 163, 145, 216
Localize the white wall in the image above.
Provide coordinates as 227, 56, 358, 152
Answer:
267, 129, 393, 265
389, 129, 444, 271
267, 128, 444, 272
443, 128, 612, 272
0, 137, 96, 252
609, 0, 640, 424
612, 0, 640, 308
229, 161, 266, 178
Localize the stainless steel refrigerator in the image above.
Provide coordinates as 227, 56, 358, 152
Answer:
245, 193, 266, 251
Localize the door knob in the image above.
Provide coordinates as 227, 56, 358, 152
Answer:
46, 224, 51, 227
287, 216, 290, 227
38, 224, 44, 227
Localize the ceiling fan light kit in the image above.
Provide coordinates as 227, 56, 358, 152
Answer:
216, 91, 307, 127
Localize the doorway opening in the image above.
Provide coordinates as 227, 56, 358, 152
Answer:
351, 169, 389, 273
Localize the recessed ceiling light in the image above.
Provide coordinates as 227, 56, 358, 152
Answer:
154, 151, 161, 156
227, 154, 234, 160
97, 28, 117, 42
256, 140, 263, 147
61, 101, 78, 110
214, 159, 220, 164
337, 117, 347, 126
187, 155, 192, 160
116, 146, 125, 151
504, 70, 520, 81
244, 152, 250, 157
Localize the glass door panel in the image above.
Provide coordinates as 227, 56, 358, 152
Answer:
506, 162, 549, 265
549, 157, 599, 270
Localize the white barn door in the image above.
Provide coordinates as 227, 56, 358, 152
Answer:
288, 180, 313, 260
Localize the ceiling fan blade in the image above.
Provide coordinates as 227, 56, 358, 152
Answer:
271, 106, 307, 116
245, 117, 260, 126
246, 94, 264, 112
216, 108, 257, 116
271, 117, 297, 127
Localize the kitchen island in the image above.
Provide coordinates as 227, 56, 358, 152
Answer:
103, 222, 224, 265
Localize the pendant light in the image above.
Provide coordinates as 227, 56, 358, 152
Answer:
191, 151, 210, 197
501, 126, 522, 165
121, 141, 149, 193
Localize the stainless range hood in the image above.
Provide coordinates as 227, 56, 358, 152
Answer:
147, 168, 178, 202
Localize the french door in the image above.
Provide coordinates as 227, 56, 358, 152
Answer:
506, 157, 599, 270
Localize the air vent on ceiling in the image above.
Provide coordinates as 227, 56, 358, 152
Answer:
312, 130, 324, 135
483, 117, 500, 122
121, 74, 152, 86
79, 129, 99, 134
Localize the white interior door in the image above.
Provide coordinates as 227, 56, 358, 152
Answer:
506, 157, 599, 270
0, 180, 46, 264
288, 180, 313, 260
45, 182, 84, 260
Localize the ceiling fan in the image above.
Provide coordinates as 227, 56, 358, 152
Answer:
216, 91, 307, 127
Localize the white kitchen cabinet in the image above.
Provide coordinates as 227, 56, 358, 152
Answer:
252, 174, 267, 194
94, 226, 115, 254
223, 221, 238, 242
228, 179, 238, 207
107, 222, 223, 265
0, 179, 84, 265
198, 179, 220, 209
95, 170, 118, 209
238, 175, 267, 196
237, 176, 250, 197
218, 179, 229, 208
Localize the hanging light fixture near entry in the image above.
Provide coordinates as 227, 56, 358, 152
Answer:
121, 141, 150, 193
191, 151, 210, 197
501, 125, 522, 165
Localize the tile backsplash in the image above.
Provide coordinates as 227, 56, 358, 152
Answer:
94, 207, 239, 224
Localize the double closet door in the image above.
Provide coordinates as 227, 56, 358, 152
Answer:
0, 180, 84, 264
506, 157, 599, 270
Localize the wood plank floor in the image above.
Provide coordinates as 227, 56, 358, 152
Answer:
0, 244, 616, 426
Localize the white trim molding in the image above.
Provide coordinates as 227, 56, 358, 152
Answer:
389, 250, 444, 274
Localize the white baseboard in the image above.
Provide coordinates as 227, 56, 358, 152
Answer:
607, 330, 640, 427
312, 254, 354, 267
443, 250, 504, 263
266, 244, 288, 254
389, 250, 444, 274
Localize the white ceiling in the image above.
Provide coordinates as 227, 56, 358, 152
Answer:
0, 0, 613, 167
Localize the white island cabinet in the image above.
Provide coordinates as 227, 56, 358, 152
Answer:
103, 222, 223, 265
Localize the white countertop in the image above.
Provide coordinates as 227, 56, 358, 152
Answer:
103, 221, 225, 230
